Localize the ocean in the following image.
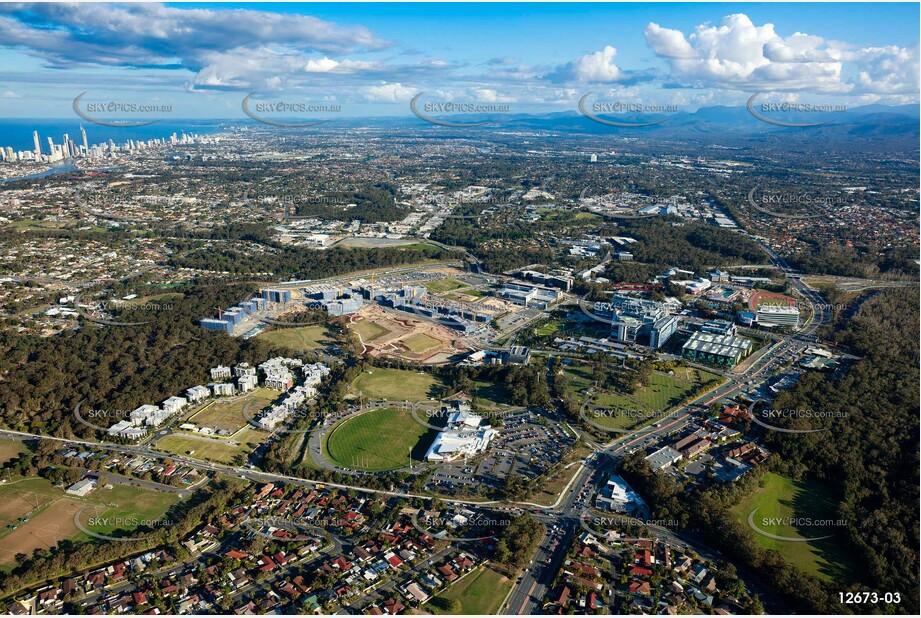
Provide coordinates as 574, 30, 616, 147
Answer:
0, 119, 226, 153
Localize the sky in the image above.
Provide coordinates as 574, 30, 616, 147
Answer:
0, 2, 918, 120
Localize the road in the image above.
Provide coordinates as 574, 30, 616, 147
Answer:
2, 238, 837, 613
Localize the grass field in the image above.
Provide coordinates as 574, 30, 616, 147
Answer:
0, 438, 26, 464
257, 324, 334, 351
351, 319, 389, 342
0, 477, 177, 567
535, 318, 563, 337
351, 368, 443, 402
155, 427, 268, 464
732, 472, 857, 584
189, 387, 280, 432
472, 379, 511, 408
323, 407, 436, 472
402, 332, 441, 354
426, 566, 512, 615
562, 362, 595, 395
424, 279, 467, 294
589, 369, 721, 430
76, 484, 178, 538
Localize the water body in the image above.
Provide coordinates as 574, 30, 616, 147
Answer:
0, 119, 224, 153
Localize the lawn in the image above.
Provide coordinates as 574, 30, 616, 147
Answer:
589, 369, 722, 430
562, 362, 595, 397
424, 278, 467, 294
535, 318, 563, 337
351, 319, 389, 342
323, 407, 436, 471
0, 438, 26, 465
76, 484, 178, 538
257, 324, 334, 351
402, 332, 441, 354
154, 428, 268, 464
472, 379, 511, 408
732, 472, 857, 584
351, 368, 443, 402
426, 566, 512, 615
189, 387, 280, 432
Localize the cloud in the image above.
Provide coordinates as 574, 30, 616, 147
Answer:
572, 46, 622, 82
853, 43, 920, 95
0, 3, 388, 69
644, 13, 919, 98
363, 82, 415, 102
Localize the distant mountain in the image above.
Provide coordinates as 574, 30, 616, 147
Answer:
325, 102, 919, 141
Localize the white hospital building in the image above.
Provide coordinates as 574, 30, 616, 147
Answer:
424, 402, 497, 462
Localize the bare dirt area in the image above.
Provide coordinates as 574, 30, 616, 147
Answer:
0, 498, 103, 565
342, 304, 472, 364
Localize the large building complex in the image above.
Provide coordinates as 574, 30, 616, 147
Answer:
756, 304, 801, 328
496, 282, 562, 309
424, 402, 497, 462
682, 331, 753, 367
594, 295, 680, 349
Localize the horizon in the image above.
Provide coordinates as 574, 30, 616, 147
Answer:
0, 2, 917, 122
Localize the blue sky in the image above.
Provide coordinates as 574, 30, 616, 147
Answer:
0, 2, 917, 119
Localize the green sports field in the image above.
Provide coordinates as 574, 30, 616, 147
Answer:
351, 319, 389, 342
323, 407, 437, 471
351, 368, 444, 402
0, 438, 26, 465
424, 278, 467, 294
732, 472, 857, 584
426, 566, 512, 615
257, 324, 334, 350
402, 332, 441, 353
155, 427, 268, 464
0, 477, 177, 568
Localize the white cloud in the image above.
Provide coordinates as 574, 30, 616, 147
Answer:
363, 82, 415, 102
572, 46, 622, 82
853, 43, 920, 95
644, 12, 918, 99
